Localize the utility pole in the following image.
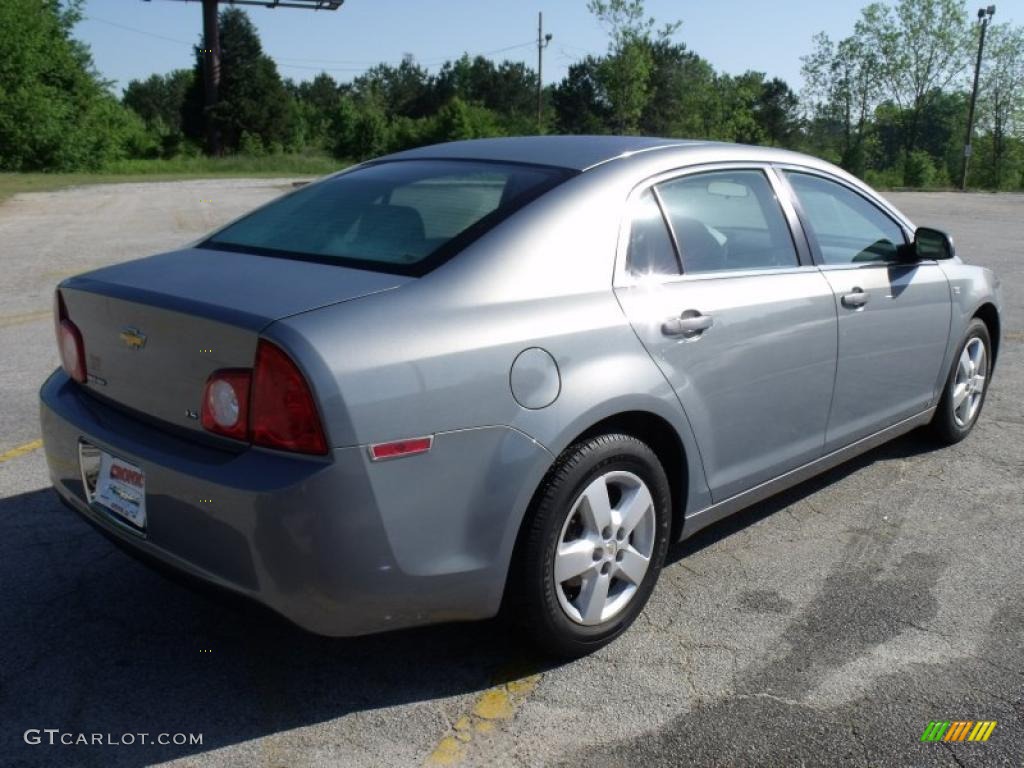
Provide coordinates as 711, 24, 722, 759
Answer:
537, 12, 552, 134
961, 5, 996, 190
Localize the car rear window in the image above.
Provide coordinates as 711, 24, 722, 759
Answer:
200, 159, 573, 276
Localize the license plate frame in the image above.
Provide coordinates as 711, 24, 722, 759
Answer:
80, 442, 147, 531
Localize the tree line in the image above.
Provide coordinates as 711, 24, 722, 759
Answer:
1, 0, 1022, 190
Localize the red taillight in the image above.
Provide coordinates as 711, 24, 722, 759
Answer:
201, 370, 251, 441
54, 290, 87, 383
251, 340, 327, 455
200, 340, 326, 455
369, 437, 433, 461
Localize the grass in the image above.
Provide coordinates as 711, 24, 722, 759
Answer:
0, 153, 345, 203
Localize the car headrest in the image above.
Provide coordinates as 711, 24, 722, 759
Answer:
357, 204, 426, 243
671, 216, 725, 269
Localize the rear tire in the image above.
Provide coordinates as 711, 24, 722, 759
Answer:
930, 318, 991, 444
510, 433, 671, 658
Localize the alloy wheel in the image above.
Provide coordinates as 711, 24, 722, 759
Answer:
553, 470, 656, 626
952, 337, 987, 427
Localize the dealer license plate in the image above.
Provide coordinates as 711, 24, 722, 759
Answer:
92, 451, 146, 529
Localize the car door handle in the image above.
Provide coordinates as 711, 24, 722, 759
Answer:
662, 312, 714, 338
841, 288, 869, 308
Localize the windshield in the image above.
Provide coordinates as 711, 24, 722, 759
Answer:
200, 159, 573, 276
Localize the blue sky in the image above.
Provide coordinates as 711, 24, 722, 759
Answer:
77, 0, 1018, 94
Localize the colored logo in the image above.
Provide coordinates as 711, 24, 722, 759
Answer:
119, 327, 147, 350
921, 721, 997, 742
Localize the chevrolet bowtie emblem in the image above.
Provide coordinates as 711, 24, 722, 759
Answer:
120, 327, 147, 350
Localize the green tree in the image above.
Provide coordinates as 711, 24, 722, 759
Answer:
432, 97, 504, 142
0, 0, 142, 170
871, 100, 905, 170
917, 89, 966, 184
352, 56, 433, 118
123, 69, 193, 156
331, 95, 393, 160
290, 72, 342, 150
755, 77, 801, 146
387, 114, 435, 153
182, 8, 295, 154
801, 33, 881, 175
435, 55, 537, 120
587, 0, 681, 133
329, 93, 360, 159
639, 41, 716, 138
296, 71, 342, 114
598, 39, 654, 134
349, 104, 390, 159
707, 71, 768, 145
976, 24, 1024, 188
854, 0, 971, 182
553, 56, 612, 134
123, 70, 192, 134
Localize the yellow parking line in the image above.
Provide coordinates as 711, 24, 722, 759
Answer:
0, 439, 44, 463
425, 667, 542, 766
0, 309, 51, 329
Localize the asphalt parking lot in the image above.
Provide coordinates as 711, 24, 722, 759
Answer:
0, 181, 1021, 768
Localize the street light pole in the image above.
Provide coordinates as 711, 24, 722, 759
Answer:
961, 5, 995, 190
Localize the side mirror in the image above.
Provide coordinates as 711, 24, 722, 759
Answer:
913, 227, 955, 261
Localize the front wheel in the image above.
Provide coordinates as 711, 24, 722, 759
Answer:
930, 318, 992, 444
510, 434, 671, 658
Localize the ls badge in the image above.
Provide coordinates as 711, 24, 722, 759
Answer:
120, 327, 147, 350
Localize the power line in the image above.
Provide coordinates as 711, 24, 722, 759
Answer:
82, 15, 195, 46
558, 42, 598, 54
278, 62, 374, 73
475, 40, 538, 57
274, 55, 384, 65
276, 41, 538, 74
84, 13, 383, 67
83, 15, 537, 73
415, 40, 536, 65
82, 13, 548, 87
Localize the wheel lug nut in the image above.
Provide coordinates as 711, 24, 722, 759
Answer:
600, 562, 611, 575
601, 526, 611, 539
616, 550, 624, 562
616, 527, 625, 540
592, 549, 602, 561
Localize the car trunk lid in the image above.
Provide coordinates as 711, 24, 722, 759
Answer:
59, 247, 408, 437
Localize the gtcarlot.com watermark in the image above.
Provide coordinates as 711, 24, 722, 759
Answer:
24, 729, 202, 747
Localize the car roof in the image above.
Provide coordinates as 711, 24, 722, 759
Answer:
377, 135, 714, 172
368, 137, 897, 225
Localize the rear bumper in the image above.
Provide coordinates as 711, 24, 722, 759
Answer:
39, 370, 551, 636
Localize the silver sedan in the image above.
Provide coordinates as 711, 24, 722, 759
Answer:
39, 137, 1002, 656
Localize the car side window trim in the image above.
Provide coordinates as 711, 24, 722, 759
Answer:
649, 185, 684, 274
614, 162, 815, 288
763, 166, 814, 267
772, 165, 913, 269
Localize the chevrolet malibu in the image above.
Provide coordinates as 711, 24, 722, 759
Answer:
40, 137, 1002, 656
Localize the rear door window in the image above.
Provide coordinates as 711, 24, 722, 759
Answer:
202, 160, 572, 276
626, 189, 681, 277
655, 170, 799, 274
